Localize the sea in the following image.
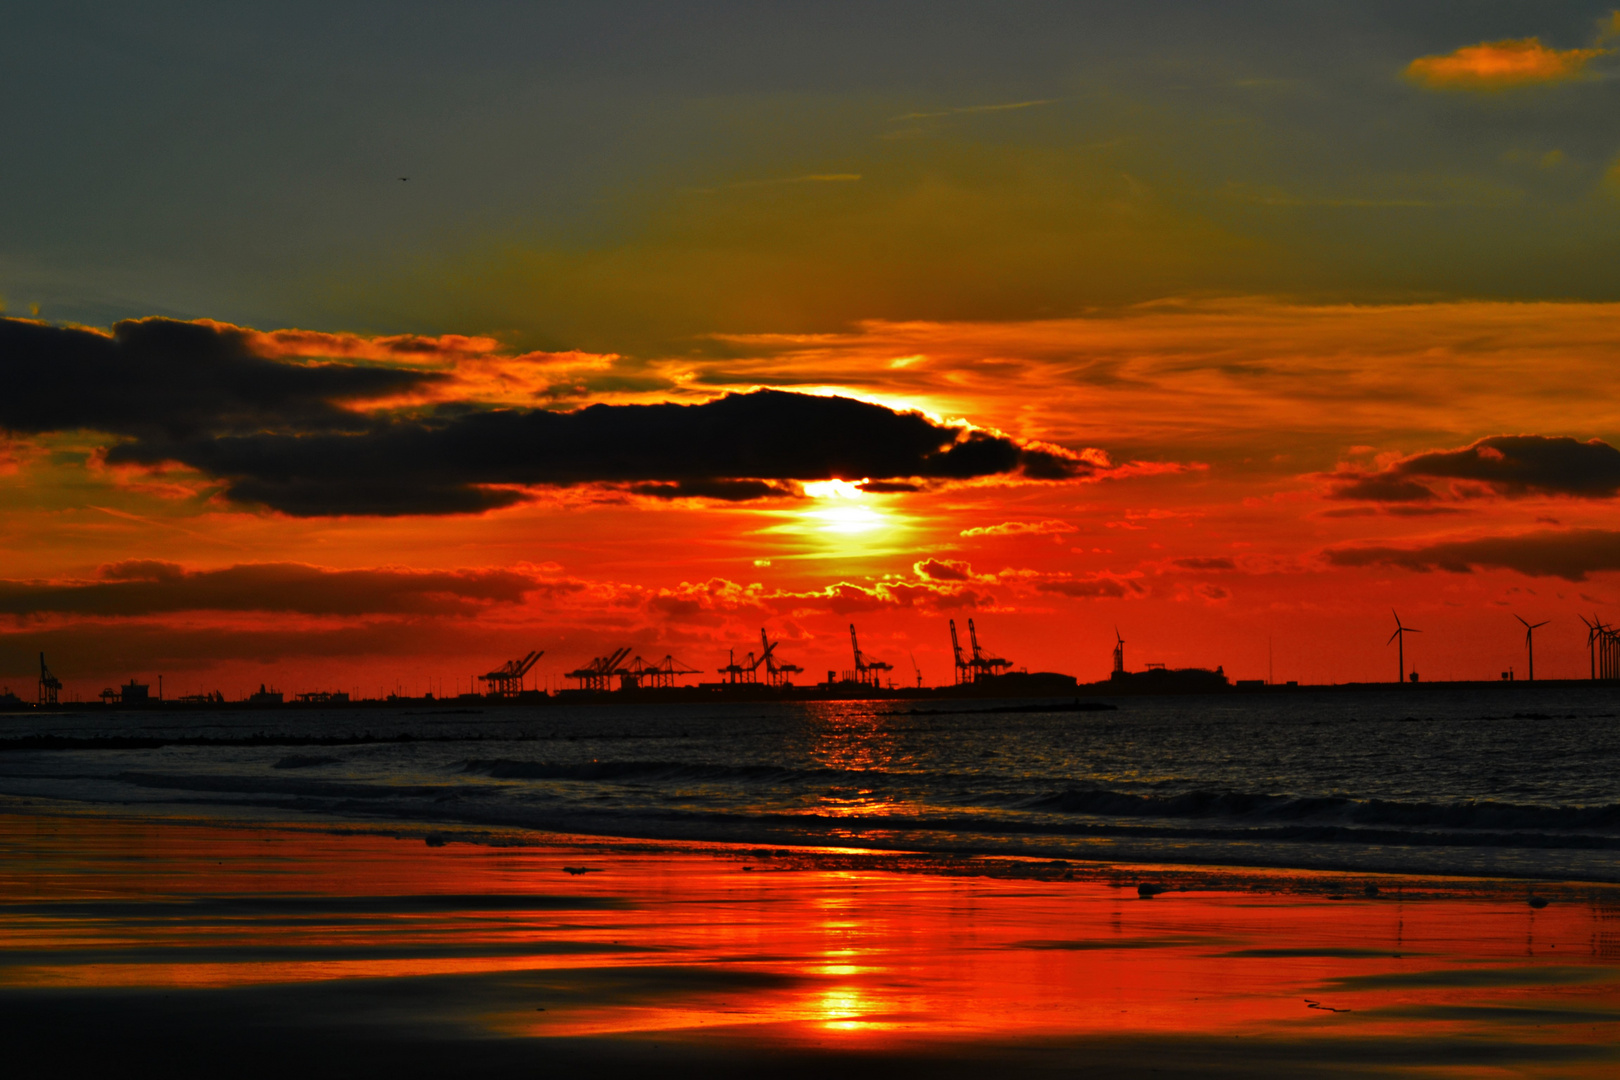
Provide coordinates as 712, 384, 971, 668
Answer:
3, 686, 1617, 881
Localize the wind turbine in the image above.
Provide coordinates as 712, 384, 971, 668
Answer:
1580, 615, 1599, 680
1515, 615, 1550, 682
1388, 610, 1421, 684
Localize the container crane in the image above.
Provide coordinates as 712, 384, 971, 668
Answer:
478, 650, 543, 697
847, 623, 893, 688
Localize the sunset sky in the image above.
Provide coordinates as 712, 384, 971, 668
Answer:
5, 2, 1620, 696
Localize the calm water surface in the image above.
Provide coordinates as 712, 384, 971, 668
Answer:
2, 687, 1616, 879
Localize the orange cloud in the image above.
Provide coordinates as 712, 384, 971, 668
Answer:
960, 520, 1076, 538
213, 322, 505, 363
913, 557, 978, 582
1405, 38, 1606, 90
199, 319, 620, 407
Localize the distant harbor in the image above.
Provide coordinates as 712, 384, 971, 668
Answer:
5, 614, 1615, 712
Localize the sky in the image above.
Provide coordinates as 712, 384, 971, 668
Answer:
5, 1, 1620, 697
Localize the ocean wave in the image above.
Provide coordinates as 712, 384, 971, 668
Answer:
1024, 787, 1620, 834
462, 757, 884, 786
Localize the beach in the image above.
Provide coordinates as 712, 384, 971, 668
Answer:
3, 804, 1617, 1078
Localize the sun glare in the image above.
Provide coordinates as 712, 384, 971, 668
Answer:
751, 477, 910, 558
797, 478, 893, 537
802, 479, 866, 500
812, 504, 887, 534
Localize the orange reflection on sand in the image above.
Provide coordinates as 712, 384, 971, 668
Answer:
2, 814, 1617, 1075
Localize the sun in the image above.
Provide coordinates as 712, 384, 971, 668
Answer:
802, 480, 887, 535
753, 478, 911, 557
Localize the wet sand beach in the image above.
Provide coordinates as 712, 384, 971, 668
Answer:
3, 807, 1617, 1078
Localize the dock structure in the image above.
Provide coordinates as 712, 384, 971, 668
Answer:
621, 654, 701, 690
37, 653, 61, 706
759, 629, 802, 688
719, 647, 760, 685
949, 619, 1014, 684
843, 623, 893, 688
566, 647, 632, 693
479, 650, 544, 698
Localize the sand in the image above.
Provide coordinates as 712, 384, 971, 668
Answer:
1, 807, 1617, 1078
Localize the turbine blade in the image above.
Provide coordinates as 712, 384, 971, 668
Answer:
1387, 629, 1401, 644
1515, 614, 1529, 628
1532, 620, 1550, 629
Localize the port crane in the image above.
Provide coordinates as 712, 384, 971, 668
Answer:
949, 619, 1013, 684
38, 652, 61, 706
759, 629, 802, 688
847, 623, 893, 688
719, 648, 760, 684
621, 654, 701, 690
566, 647, 632, 692
478, 650, 543, 698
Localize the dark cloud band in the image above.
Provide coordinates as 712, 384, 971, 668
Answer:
3, 317, 1089, 516
0, 562, 540, 617
106, 389, 1087, 515
0, 317, 438, 441
1325, 528, 1620, 582
1329, 435, 1620, 503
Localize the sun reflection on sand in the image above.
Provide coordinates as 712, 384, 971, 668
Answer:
815, 986, 875, 1029
2, 815, 1618, 1075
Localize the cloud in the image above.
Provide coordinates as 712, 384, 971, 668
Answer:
960, 520, 1077, 537
628, 479, 797, 501
1324, 528, 1620, 581
221, 323, 507, 364
913, 558, 975, 582
892, 99, 1060, 121
0, 317, 440, 443
770, 579, 989, 615
1328, 475, 1439, 503
0, 562, 543, 617
1405, 39, 1606, 90
1170, 557, 1237, 571
0, 620, 522, 676
2, 317, 1097, 516
634, 572, 992, 620
1327, 435, 1620, 502
108, 388, 1090, 517
1031, 573, 1144, 599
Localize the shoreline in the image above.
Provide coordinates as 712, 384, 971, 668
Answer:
3, 805, 1617, 1078
9, 676, 1619, 712
7, 795, 1619, 902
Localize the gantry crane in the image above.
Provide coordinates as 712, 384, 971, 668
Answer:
38, 653, 61, 706
949, 619, 1014, 684
621, 654, 702, 690
847, 623, 893, 688
759, 628, 803, 688
566, 647, 632, 692
478, 650, 543, 697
